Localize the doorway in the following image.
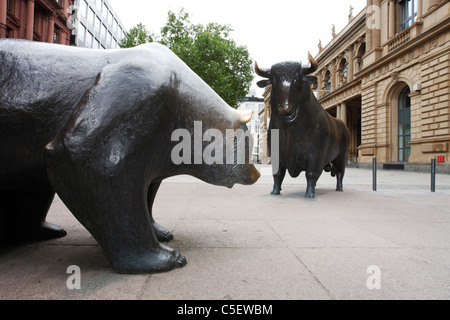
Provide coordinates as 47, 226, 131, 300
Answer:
398, 86, 411, 162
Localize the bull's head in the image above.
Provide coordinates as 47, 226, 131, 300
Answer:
255, 55, 318, 124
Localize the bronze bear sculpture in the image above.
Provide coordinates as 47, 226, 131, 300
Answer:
0, 40, 260, 273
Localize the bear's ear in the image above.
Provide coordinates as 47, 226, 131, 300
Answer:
257, 79, 271, 88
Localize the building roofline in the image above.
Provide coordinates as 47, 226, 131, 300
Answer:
315, 8, 366, 62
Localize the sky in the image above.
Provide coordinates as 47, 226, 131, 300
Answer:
106, 0, 366, 95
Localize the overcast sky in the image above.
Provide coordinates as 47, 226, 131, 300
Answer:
106, 0, 366, 95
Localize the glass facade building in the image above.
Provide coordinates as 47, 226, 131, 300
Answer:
71, 0, 126, 49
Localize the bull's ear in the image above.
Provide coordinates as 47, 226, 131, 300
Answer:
257, 79, 271, 88
303, 76, 317, 84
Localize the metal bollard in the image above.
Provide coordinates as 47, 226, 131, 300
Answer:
431, 158, 436, 192
372, 157, 377, 191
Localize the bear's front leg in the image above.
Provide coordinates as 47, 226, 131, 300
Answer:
45, 143, 186, 273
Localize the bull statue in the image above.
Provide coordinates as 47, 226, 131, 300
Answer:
0, 39, 260, 273
255, 55, 350, 199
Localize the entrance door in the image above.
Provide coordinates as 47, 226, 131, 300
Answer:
398, 86, 411, 162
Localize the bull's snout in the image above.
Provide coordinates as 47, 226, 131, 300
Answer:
278, 103, 293, 114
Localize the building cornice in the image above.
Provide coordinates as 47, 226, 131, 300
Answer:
315, 9, 367, 63
355, 16, 450, 79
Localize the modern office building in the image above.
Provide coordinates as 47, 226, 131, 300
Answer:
238, 92, 265, 163
71, 0, 126, 49
0, 0, 74, 44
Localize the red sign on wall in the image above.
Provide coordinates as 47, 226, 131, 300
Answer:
437, 156, 445, 163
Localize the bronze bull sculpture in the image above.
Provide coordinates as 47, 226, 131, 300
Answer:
256, 55, 350, 198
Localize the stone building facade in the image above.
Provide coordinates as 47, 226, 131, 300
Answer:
1, 0, 74, 45
314, 0, 449, 172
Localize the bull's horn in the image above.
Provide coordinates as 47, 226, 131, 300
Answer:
255, 61, 270, 78
237, 109, 253, 124
303, 54, 318, 75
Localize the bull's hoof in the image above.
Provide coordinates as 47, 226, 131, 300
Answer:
270, 188, 281, 195
304, 191, 315, 199
153, 222, 174, 242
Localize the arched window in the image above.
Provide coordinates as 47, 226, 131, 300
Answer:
398, 86, 411, 162
326, 70, 332, 93
356, 43, 366, 71
338, 59, 348, 86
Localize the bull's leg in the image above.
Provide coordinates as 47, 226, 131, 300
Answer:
304, 171, 321, 199
0, 189, 66, 243
271, 165, 286, 195
147, 181, 173, 242
333, 156, 346, 192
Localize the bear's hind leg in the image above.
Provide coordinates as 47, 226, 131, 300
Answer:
0, 189, 66, 244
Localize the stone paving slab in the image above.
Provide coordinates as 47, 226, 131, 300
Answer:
0, 165, 449, 300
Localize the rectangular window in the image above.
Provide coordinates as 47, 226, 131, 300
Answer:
78, 21, 86, 42
101, 24, 107, 40
80, 0, 88, 18
6, 0, 11, 11
95, 16, 101, 32
86, 31, 93, 48
53, 26, 60, 43
399, 0, 417, 31
107, 11, 113, 26
102, 5, 108, 21
114, 19, 119, 34
107, 31, 112, 47
87, 8, 95, 26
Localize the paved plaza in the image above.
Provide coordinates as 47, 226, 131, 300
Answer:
0, 165, 449, 300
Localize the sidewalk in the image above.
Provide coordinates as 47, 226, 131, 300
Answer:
0, 165, 449, 300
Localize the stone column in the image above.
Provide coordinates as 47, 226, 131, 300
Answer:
389, 0, 396, 38
366, 0, 373, 51
331, 61, 336, 91
341, 102, 347, 126
47, 15, 55, 43
417, 0, 423, 21
26, 0, 35, 41
347, 45, 354, 82
0, 0, 7, 38
58, 29, 66, 45
372, 0, 381, 49
337, 105, 342, 120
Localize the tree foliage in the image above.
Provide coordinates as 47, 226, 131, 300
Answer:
119, 23, 154, 48
119, 9, 253, 109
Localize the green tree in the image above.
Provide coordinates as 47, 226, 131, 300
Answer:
119, 9, 254, 109
160, 9, 253, 108
119, 23, 154, 48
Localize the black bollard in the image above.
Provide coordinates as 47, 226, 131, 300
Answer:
373, 157, 377, 191
431, 158, 436, 192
